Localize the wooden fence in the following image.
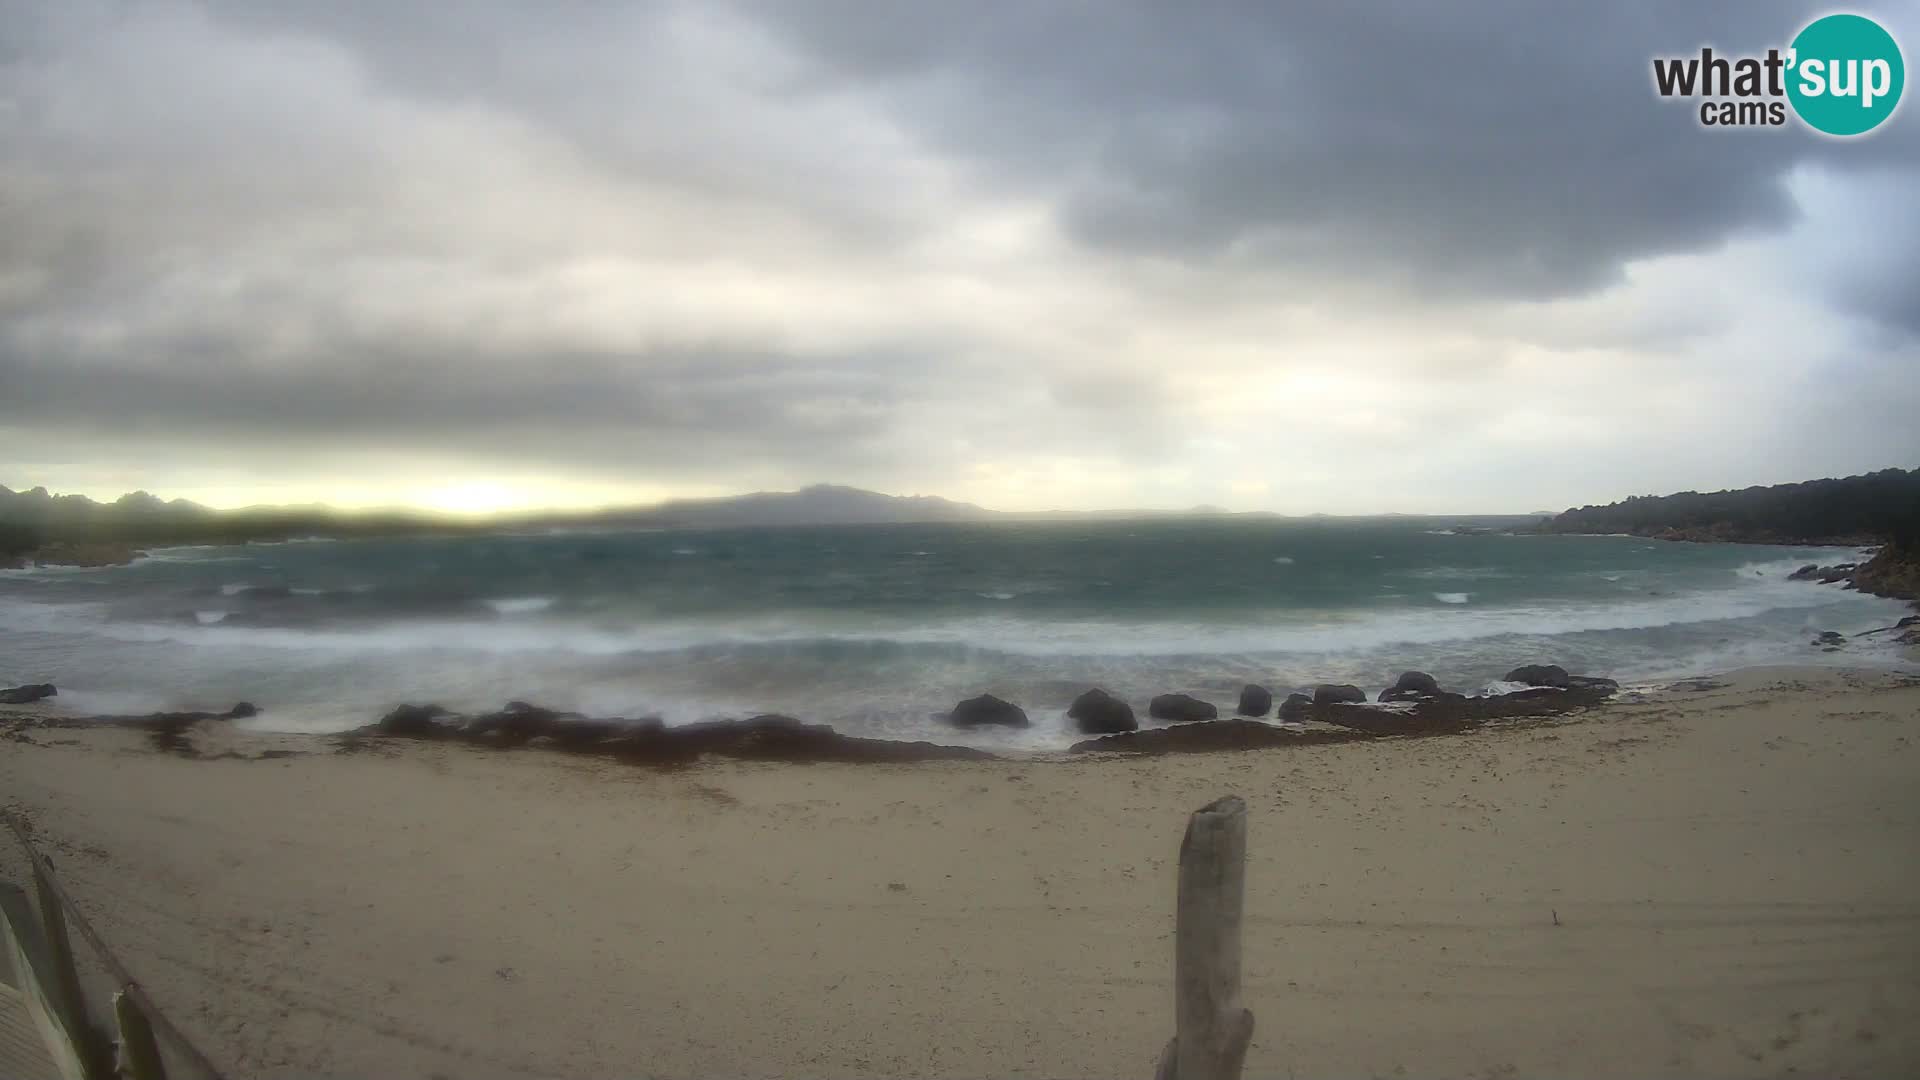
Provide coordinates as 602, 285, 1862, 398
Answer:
1, 814, 225, 1080
5, 797, 1256, 1080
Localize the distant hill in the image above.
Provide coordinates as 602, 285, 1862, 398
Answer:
1535, 468, 1920, 548
572, 484, 993, 529
0, 482, 1002, 561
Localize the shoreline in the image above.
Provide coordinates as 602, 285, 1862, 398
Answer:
2, 665, 1915, 1077
7, 640, 1919, 762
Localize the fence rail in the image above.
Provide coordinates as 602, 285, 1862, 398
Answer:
1, 813, 226, 1080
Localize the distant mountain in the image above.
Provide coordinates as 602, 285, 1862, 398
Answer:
574, 484, 994, 528
0, 482, 1003, 559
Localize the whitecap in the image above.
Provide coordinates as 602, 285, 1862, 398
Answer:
486, 596, 554, 615
1434, 592, 1471, 604
1272, 556, 1294, 565
220, 583, 251, 596
194, 610, 229, 624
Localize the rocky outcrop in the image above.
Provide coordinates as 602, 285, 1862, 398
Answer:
1812, 630, 1846, 651
354, 703, 994, 765
1277, 692, 1313, 721
1312, 683, 1365, 706
1236, 684, 1272, 717
22, 542, 145, 568
0, 683, 57, 705
1849, 546, 1920, 605
948, 694, 1030, 728
1378, 671, 1440, 702
1067, 688, 1137, 734
1148, 693, 1218, 723
1070, 718, 1371, 755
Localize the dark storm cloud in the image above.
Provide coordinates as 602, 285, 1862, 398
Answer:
746, 0, 1914, 299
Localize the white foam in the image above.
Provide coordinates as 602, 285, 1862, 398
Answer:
194, 610, 229, 624
220, 582, 251, 596
1, 565, 1909, 663
1272, 556, 1294, 565
486, 596, 555, 615
1434, 592, 1471, 604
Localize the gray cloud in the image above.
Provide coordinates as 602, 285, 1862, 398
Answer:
1, 0, 1917, 510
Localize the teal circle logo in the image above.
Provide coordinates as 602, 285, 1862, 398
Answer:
1787, 14, 1905, 136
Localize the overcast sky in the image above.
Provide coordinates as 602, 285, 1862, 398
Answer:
2, 1, 1917, 514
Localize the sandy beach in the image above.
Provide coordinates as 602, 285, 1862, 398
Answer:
3, 666, 1917, 1079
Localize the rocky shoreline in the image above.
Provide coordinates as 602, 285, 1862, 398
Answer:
2, 663, 1628, 766
1788, 546, 1920, 614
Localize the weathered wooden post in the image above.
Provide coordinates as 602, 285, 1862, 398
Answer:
114, 989, 168, 1080
1155, 796, 1254, 1080
33, 858, 112, 1080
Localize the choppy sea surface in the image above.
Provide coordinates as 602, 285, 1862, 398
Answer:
0, 519, 1909, 748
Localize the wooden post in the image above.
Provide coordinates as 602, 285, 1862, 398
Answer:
33, 859, 111, 1080
114, 990, 168, 1080
1155, 796, 1254, 1080
2, 882, 91, 1080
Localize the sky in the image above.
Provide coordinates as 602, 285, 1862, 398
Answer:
2, 2, 1918, 515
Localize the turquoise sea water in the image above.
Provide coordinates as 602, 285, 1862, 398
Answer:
0, 518, 1909, 747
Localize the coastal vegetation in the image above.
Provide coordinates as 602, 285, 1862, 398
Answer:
1537, 467, 1920, 547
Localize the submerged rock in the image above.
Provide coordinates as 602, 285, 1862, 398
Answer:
351, 704, 992, 766
1788, 563, 1820, 581
1067, 688, 1137, 734
1148, 693, 1218, 723
1277, 692, 1313, 721
1236, 684, 1273, 717
375, 703, 457, 738
1811, 630, 1846, 648
1312, 683, 1366, 706
1378, 671, 1441, 702
1321, 679, 1619, 735
1071, 718, 1372, 755
1856, 614, 1920, 637
1504, 664, 1571, 688
0, 683, 57, 705
948, 693, 1030, 729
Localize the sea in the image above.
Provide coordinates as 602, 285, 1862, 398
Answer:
0, 518, 1911, 749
